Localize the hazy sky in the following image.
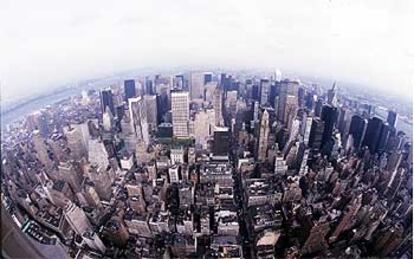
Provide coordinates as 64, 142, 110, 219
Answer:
1, 0, 413, 103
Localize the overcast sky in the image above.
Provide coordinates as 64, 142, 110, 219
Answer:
1, 0, 413, 103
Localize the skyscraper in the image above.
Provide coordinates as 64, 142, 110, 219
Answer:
100, 89, 115, 115
257, 109, 270, 161
204, 72, 213, 85
387, 110, 398, 128
376, 123, 392, 153
124, 79, 136, 101
129, 97, 150, 146
213, 86, 224, 126
277, 79, 299, 125
362, 117, 383, 154
320, 105, 338, 152
65, 125, 87, 161
64, 201, 92, 235
308, 118, 325, 150
348, 115, 368, 149
259, 78, 271, 106
327, 82, 337, 106
144, 95, 158, 132
190, 72, 204, 100
171, 91, 190, 138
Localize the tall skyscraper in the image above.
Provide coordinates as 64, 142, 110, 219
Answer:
171, 91, 190, 138
194, 109, 215, 149
376, 123, 392, 153
277, 79, 299, 125
174, 74, 185, 89
64, 201, 92, 235
204, 72, 213, 85
320, 105, 338, 152
129, 97, 149, 146
144, 95, 158, 132
259, 78, 271, 106
124, 79, 136, 101
327, 82, 337, 106
387, 110, 398, 128
190, 72, 204, 100
362, 117, 383, 154
213, 86, 224, 127
308, 118, 325, 150
257, 109, 270, 161
348, 115, 368, 149
65, 125, 87, 161
100, 89, 115, 115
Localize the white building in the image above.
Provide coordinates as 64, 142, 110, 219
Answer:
171, 91, 190, 138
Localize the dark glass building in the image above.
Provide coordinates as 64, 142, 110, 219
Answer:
320, 105, 338, 151
213, 127, 230, 156
362, 117, 383, 154
376, 123, 392, 153
124, 79, 136, 101
100, 89, 115, 115
204, 73, 213, 85
308, 118, 325, 150
348, 115, 368, 149
387, 110, 398, 128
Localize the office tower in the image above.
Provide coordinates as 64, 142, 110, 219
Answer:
171, 91, 190, 138
193, 109, 215, 149
348, 115, 368, 149
329, 195, 362, 243
257, 109, 270, 161
64, 201, 92, 235
72, 122, 91, 152
274, 155, 288, 175
213, 126, 230, 157
156, 91, 170, 125
259, 78, 271, 106
87, 164, 112, 201
64, 126, 87, 160
26, 110, 50, 138
58, 161, 83, 192
124, 79, 136, 101
100, 89, 115, 115
129, 97, 150, 146
277, 79, 299, 125
362, 117, 383, 154
387, 110, 398, 128
190, 72, 204, 100
320, 105, 338, 151
174, 74, 185, 89
82, 231, 106, 253
314, 98, 323, 117
327, 82, 337, 106
32, 130, 54, 169
213, 86, 224, 126
376, 123, 391, 153
302, 116, 313, 146
308, 118, 325, 150
204, 72, 213, 85
144, 95, 158, 132
88, 139, 109, 169
102, 107, 114, 131
252, 101, 260, 122
252, 84, 260, 101
225, 90, 238, 119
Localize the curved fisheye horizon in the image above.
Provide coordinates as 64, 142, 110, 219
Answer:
1, 0, 413, 104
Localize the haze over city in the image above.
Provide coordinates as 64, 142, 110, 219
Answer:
1, 0, 413, 104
